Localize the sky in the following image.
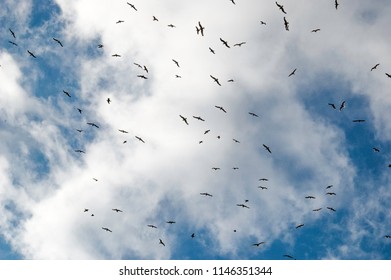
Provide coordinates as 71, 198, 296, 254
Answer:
0, 0, 391, 260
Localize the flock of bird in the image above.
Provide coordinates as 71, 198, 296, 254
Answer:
2, 0, 391, 260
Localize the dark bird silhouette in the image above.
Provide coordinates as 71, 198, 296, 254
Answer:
116, 20, 124, 24
27, 50, 36, 58
276, 2, 287, 14
159, 239, 165, 246
175, 74, 182, 78
153, 16, 159, 21
166, 221, 176, 224
210, 75, 221, 86
328, 103, 336, 109
352, 119, 365, 123
196, 21, 205, 36
9, 28, 16, 38
74, 149, 85, 153
193, 116, 205, 121
258, 186, 268, 190
326, 185, 333, 189
296, 224, 304, 229
260, 21, 267, 25
98, 44, 104, 48
209, 47, 215, 54
234, 42, 246, 47
142, 65, 148, 73
8, 40, 18, 46
373, 147, 380, 152
167, 24, 176, 28
191, 233, 195, 238
371, 63, 379, 71
137, 75, 148, 79
212, 167, 220, 170
384, 235, 391, 239
326, 192, 336, 195
102, 227, 112, 232
172, 59, 180, 67
283, 254, 295, 259
339, 101, 346, 111
215, 105, 227, 113
127, 2, 137, 11
253, 242, 266, 247
233, 139, 240, 143
147, 224, 157, 229
305, 196, 316, 199
112, 54, 121, 57
179, 115, 189, 125
135, 136, 145, 143
313, 208, 322, 211
327, 207, 336, 212
237, 203, 250, 209
284, 17, 289, 31
335, 0, 339, 10
385, 73, 391, 78
229, 0, 236, 4
76, 129, 83, 133
107, 98, 111, 104
259, 178, 269, 181
249, 112, 259, 117
87, 122, 99, 128
288, 68, 296, 77
204, 129, 210, 134
227, 79, 234, 82
63, 90, 71, 97
93, 178, 98, 181
53, 38, 63, 47
220, 38, 230, 48
84, 209, 89, 212
112, 208, 123, 212
311, 28, 320, 33
232, 167, 239, 170
263, 144, 272, 154
77, 108, 82, 114
119, 129, 128, 133
134, 62, 142, 69
200, 192, 213, 197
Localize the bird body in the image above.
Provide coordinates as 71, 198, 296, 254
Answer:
220, 38, 230, 48
53, 37, 63, 47
102, 227, 112, 232
135, 136, 145, 143
284, 17, 289, 31
27, 50, 36, 58
200, 192, 213, 197
215, 105, 227, 113
179, 115, 189, 125
263, 144, 272, 154
276, 2, 287, 14
210, 75, 221, 86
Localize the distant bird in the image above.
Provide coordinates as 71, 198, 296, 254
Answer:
119, 129, 128, 133
84, 209, 89, 212
227, 79, 234, 82
220, 38, 230, 48
249, 112, 259, 117
137, 75, 148, 79
98, 44, 104, 48
167, 24, 176, 28
313, 208, 322, 211
326, 185, 333, 189
107, 98, 111, 104
263, 144, 272, 154
284, 17, 289, 31
352, 119, 365, 123
237, 203, 250, 209
9, 28, 16, 38
305, 196, 316, 199
112, 208, 123, 212
191, 233, 195, 238
234, 42, 246, 47
328, 103, 336, 109
166, 221, 176, 224
283, 254, 295, 259
296, 224, 304, 229
8, 40, 18, 46
175, 75, 182, 78
335, 0, 339, 10
232, 167, 239, 170
276, 2, 287, 14
52, 37, 63, 47
102, 227, 112, 232
112, 54, 121, 57
147, 224, 157, 229
196, 21, 205, 36
204, 129, 210, 134
339, 101, 346, 111
371, 63, 380, 71
327, 207, 336, 212
153, 16, 159, 21
229, 0, 236, 4
87, 122, 99, 128
77, 108, 82, 114
93, 178, 98, 181
134, 62, 143, 69
179, 115, 189, 125
143, 65, 148, 73
311, 28, 320, 33
258, 186, 268, 190
127, 2, 137, 11
209, 47, 215, 54
116, 20, 124, 24
326, 192, 336, 195
210, 75, 221, 86
259, 178, 269, 181
384, 235, 391, 239
385, 73, 391, 78
373, 147, 380, 152
172, 59, 180, 67
215, 105, 227, 113
260, 21, 267, 25
253, 242, 266, 247
193, 116, 205, 121
159, 239, 165, 246
200, 192, 213, 197
233, 139, 240, 143
63, 90, 71, 97
212, 167, 220, 170
135, 136, 145, 143
27, 50, 36, 58
74, 149, 85, 153
76, 129, 83, 133
288, 68, 297, 77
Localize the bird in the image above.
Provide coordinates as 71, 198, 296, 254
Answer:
276, 2, 287, 14
8, 40, 18, 46
172, 59, 180, 67
191, 233, 195, 238
116, 20, 124, 24
384, 235, 391, 239
112, 54, 121, 57
305, 196, 316, 199
249, 112, 259, 117
159, 239, 165, 246
215, 105, 227, 113
167, 24, 176, 28
212, 167, 220, 170
135, 136, 145, 143
263, 144, 272, 153
166, 221, 176, 224
232, 167, 239, 170
84, 209, 89, 212
152, 16, 159, 21
234, 42, 246, 47
258, 186, 268, 190
283, 254, 295, 259
352, 119, 365, 123
119, 129, 128, 133
102, 227, 112, 232
326, 185, 333, 189
193, 116, 205, 121
204, 129, 210, 134
147, 224, 157, 229
209, 47, 215, 54
237, 204, 250, 209
373, 147, 380, 152
385, 73, 391, 78
233, 139, 240, 143
335, 0, 339, 10
200, 192, 213, 197
284, 17, 289, 31
92, 178, 98, 181
210, 75, 221, 86
260, 21, 267, 25
112, 208, 123, 212
107, 98, 111, 104
77, 108, 82, 114
227, 79, 234, 82
296, 224, 304, 229
196, 21, 205, 36
220, 38, 230, 48
313, 208, 322, 212
27, 50, 37, 58
311, 28, 321, 33
76, 129, 83, 133
288, 68, 296, 77
259, 178, 269, 181
370, 63, 380, 71
74, 149, 85, 153
52, 37, 63, 47
253, 242, 266, 246
179, 115, 189, 125
326, 192, 336, 195
134, 62, 142, 69
63, 90, 71, 97
98, 44, 104, 48
339, 101, 346, 111
229, 0, 236, 4
137, 75, 148, 79
175, 74, 182, 78
328, 103, 336, 109
9, 28, 16, 39
327, 207, 336, 212
87, 122, 99, 128
126, 2, 137, 11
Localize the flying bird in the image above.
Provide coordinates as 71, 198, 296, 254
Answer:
191, 233, 195, 238
260, 21, 267, 25
153, 16, 159, 21
311, 28, 321, 33
288, 68, 297, 77
159, 239, 165, 246
305, 196, 316, 199
127, 2, 137, 11
313, 208, 322, 212
102, 227, 112, 232
328, 103, 336, 109
27, 50, 36, 58
112, 54, 121, 57
166, 221, 176, 224
232, 167, 239, 170
179, 115, 189, 125
326, 185, 333, 189
227, 79, 234, 82
284, 17, 289, 31
215, 105, 227, 113
87, 122, 99, 128
76, 129, 83, 133
204, 129, 210, 134
327, 207, 336, 212
209, 47, 215, 54
98, 44, 104, 48
237, 203, 250, 209
229, 0, 236, 4
263, 144, 272, 154
135, 136, 145, 143
326, 192, 336, 195
373, 147, 380, 152
116, 20, 124, 24
63, 90, 71, 97
276, 2, 287, 14
167, 24, 176, 28
172, 59, 180, 67
107, 98, 111, 104
259, 178, 269, 181
385, 73, 391, 78
212, 167, 220, 170
296, 224, 304, 229
137, 75, 148, 79
9, 28, 16, 38
352, 119, 365, 123
200, 192, 213, 197
77, 108, 82, 114
52, 37, 63, 47
210, 75, 221, 86
258, 186, 268, 190
249, 112, 259, 117
8, 40, 18, 46
234, 42, 246, 47
220, 38, 230, 48
84, 209, 89, 212
175, 74, 182, 78
283, 254, 295, 259
196, 21, 205, 36
371, 63, 380, 71
193, 116, 205, 121
119, 129, 128, 133
384, 235, 391, 239
147, 224, 157, 229
253, 242, 266, 246
112, 208, 123, 212
74, 149, 85, 153
335, 0, 339, 10
233, 139, 240, 143
339, 101, 346, 111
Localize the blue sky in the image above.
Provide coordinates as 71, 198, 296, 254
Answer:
0, 0, 391, 260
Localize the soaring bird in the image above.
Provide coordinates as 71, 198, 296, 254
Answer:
352, 119, 366, 123
77, 108, 82, 114
87, 122, 99, 128
283, 254, 295, 259
326, 192, 336, 195
373, 147, 380, 152
98, 44, 104, 48
233, 139, 240, 143
313, 208, 322, 212
335, 0, 339, 10
102, 227, 112, 232
249, 112, 259, 117
53, 37, 63, 47
74, 149, 85, 153
253, 242, 266, 246
212, 167, 220, 170
234, 42, 246, 47
263, 144, 272, 154
237, 203, 250, 209
137, 75, 148, 79
259, 178, 269, 181
220, 38, 230, 48
339, 101, 346, 111
135, 136, 145, 143
153, 16, 159, 21
191, 233, 195, 238
384, 235, 391, 239
112, 208, 123, 212
210, 75, 221, 86
119, 129, 128, 133
200, 192, 213, 197
385, 73, 391, 78
76, 129, 83, 133
229, 0, 236, 4
204, 129, 210, 134
296, 224, 304, 229
63, 90, 71, 97
276, 2, 287, 14
232, 167, 239, 170
327, 207, 336, 212
227, 79, 234, 82
9, 28, 16, 38
371, 63, 380, 71
27, 50, 36, 58
166, 221, 176, 224
284, 17, 289, 31
147, 224, 157, 229
179, 115, 189, 125
112, 54, 121, 57
172, 59, 180, 67
84, 209, 89, 212
260, 21, 267, 25
175, 75, 182, 78
193, 116, 205, 121
116, 20, 124, 24
92, 178, 98, 181
159, 239, 165, 246
258, 186, 268, 190
305, 196, 316, 199
196, 21, 205, 36
326, 185, 333, 189
8, 40, 18, 46
215, 105, 227, 113
127, 2, 137, 11
328, 103, 336, 109
311, 28, 321, 33
167, 24, 176, 28
134, 62, 142, 69
288, 68, 296, 77
107, 98, 111, 104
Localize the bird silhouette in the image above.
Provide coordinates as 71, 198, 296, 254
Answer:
236, 203, 250, 209
212, 167, 220, 170
373, 147, 380, 152
335, 0, 339, 10
107, 98, 111, 104
74, 149, 85, 153
137, 75, 148, 79
371, 63, 379, 71
27, 50, 37, 58
215, 105, 227, 113
191, 233, 195, 238
220, 38, 230, 48
328, 103, 336, 109
327, 207, 336, 212
87, 122, 99, 128
153, 16, 159, 21
193, 116, 205, 121
119, 129, 128, 133
200, 192, 213, 197
305, 196, 316, 199
352, 119, 365, 123
249, 112, 259, 117
209, 47, 215, 54
263, 144, 272, 153
166, 221, 176, 224
233, 139, 240, 143
172, 59, 180, 67
102, 227, 112, 232
135, 136, 145, 143
284, 17, 289, 31
283, 254, 295, 259
53, 38, 63, 47
311, 28, 321, 33
116, 20, 124, 24
234, 42, 246, 47
253, 242, 266, 246
127, 2, 137, 11
210, 75, 221, 86
326, 192, 336, 196
276, 2, 287, 14
196, 21, 205, 36
179, 115, 189, 125
258, 186, 268, 190
288, 68, 296, 77
63, 90, 71, 97
259, 178, 269, 181
296, 224, 304, 229
159, 239, 165, 246
313, 208, 322, 212
9, 28, 16, 38
8, 40, 18, 46
204, 129, 210, 134
385, 73, 391, 78
112, 208, 123, 212
147, 224, 157, 229
112, 54, 121, 57
260, 21, 267, 25
167, 24, 176, 28
339, 101, 346, 111
326, 185, 333, 189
